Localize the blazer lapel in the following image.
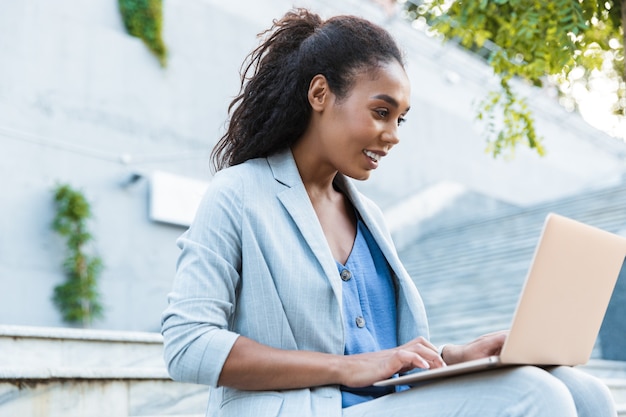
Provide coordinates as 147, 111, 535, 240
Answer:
268, 151, 344, 303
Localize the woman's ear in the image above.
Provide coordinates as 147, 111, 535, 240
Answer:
308, 74, 331, 112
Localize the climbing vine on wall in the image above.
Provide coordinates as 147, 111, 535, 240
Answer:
52, 184, 104, 326
118, 0, 167, 67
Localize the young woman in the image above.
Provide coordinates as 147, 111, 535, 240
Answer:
161, 8, 616, 417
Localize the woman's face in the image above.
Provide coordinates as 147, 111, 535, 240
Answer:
315, 60, 411, 181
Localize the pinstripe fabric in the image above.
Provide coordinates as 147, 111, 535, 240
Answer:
161, 149, 429, 417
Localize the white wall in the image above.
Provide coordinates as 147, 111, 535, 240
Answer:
1, 0, 624, 331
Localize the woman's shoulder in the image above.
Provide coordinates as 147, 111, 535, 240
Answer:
211, 157, 272, 187
192, 158, 273, 225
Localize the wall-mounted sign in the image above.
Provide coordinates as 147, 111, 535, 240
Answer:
149, 170, 209, 227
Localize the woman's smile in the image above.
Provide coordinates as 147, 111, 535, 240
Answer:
363, 149, 382, 163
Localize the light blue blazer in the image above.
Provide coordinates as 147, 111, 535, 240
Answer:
161, 149, 429, 417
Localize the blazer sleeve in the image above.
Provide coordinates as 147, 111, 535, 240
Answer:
161, 170, 244, 387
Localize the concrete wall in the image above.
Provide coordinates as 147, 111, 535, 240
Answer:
0, 0, 261, 331
1, 0, 625, 331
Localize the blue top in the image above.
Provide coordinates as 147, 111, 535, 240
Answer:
337, 219, 409, 408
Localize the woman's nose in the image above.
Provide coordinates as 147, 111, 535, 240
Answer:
382, 124, 400, 147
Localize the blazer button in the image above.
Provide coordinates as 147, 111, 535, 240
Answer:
340, 269, 352, 281
355, 316, 366, 328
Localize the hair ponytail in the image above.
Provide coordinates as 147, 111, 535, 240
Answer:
211, 8, 403, 172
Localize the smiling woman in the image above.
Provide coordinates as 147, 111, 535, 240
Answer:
160, 8, 617, 417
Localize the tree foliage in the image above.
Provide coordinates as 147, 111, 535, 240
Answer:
52, 184, 104, 326
406, 0, 625, 157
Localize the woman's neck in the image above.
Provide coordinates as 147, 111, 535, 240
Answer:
290, 141, 337, 196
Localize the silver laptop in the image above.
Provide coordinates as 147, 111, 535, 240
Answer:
375, 213, 626, 387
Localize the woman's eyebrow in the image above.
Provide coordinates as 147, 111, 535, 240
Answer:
372, 94, 410, 112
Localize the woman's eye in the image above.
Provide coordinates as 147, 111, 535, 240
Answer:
397, 117, 407, 126
375, 109, 389, 119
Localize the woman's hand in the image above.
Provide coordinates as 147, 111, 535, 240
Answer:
339, 336, 446, 388
440, 330, 508, 366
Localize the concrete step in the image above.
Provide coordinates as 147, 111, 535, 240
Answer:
0, 325, 209, 417
0, 377, 208, 417
0, 324, 165, 369
579, 359, 626, 380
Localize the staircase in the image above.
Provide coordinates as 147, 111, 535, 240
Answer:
0, 325, 208, 417
397, 182, 626, 415
399, 182, 626, 347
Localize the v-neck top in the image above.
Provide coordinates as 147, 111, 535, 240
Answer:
336, 219, 407, 407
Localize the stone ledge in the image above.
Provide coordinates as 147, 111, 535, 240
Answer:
0, 367, 171, 381
0, 324, 163, 344
0, 375, 209, 417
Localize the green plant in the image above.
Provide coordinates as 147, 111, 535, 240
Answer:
118, 0, 167, 67
51, 184, 104, 326
407, 0, 625, 157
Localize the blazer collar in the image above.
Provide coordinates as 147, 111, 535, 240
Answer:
267, 149, 304, 188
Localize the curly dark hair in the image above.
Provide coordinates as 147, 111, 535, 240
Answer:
211, 8, 405, 172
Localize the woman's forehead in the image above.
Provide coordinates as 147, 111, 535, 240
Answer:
351, 62, 411, 108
